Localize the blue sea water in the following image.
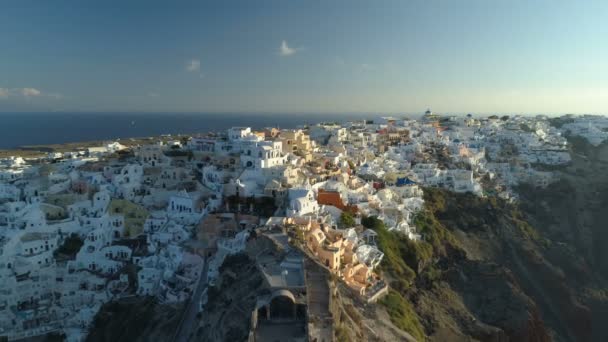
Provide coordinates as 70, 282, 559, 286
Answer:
0, 112, 386, 149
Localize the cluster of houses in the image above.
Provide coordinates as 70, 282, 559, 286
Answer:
560, 115, 608, 146
0, 111, 601, 341
0, 142, 207, 341
291, 217, 387, 301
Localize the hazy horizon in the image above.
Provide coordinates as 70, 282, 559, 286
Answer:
0, 111, 604, 117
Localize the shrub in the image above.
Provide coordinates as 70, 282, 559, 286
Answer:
54, 234, 84, 259
380, 290, 425, 341
335, 324, 351, 341
339, 211, 355, 228
362, 216, 418, 285
219, 253, 250, 273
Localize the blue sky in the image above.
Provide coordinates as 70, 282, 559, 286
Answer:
1, 0, 607, 114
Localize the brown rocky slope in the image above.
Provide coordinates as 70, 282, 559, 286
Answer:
373, 139, 608, 342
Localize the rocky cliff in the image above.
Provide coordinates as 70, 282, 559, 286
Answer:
374, 139, 608, 342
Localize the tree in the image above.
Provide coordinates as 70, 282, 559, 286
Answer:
361, 215, 384, 230
347, 160, 356, 172
339, 212, 356, 228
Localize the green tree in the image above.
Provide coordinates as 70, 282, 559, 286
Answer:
339, 212, 355, 228
347, 160, 356, 172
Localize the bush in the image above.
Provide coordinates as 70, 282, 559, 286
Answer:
54, 234, 84, 259
344, 304, 362, 326
219, 253, 250, 273
362, 216, 419, 285
380, 290, 425, 341
339, 211, 355, 228
164, 150, 193, 158
335, 324, 351, 341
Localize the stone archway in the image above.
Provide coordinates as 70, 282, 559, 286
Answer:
270, 295, 294, 319
260, 289, 298, 321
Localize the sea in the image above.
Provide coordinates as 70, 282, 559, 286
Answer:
0, 112, 392, 149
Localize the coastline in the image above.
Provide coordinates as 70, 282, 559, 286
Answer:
0, 134, 183, 159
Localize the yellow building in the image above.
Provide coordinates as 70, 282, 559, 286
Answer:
278, 130, 313, 160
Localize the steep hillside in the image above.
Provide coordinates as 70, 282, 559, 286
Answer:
86, 297, 183, 342
516, 137, 608, 342
374, 164, 608, 342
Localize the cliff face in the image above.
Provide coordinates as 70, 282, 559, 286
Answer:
377, 138, 608, 342
514, 138, 608, 342
86, 297, 183, 342
400, 189, 553, 342
381, 189, 605, 341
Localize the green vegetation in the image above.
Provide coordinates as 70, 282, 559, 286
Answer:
347, 159, 356, 172
513, 218, 542, 242
220, 253, 250, 273
164, 149, 193, 159
363, 187, 548, 340
361, 215, 432, 289
87, 297, 181, 341
520, 123, 535, 133
361, 215, 426, 338
548, 117, 574, 129
362, 184, 569, 341
335, 324, 352, 341
54, 233, 84, 259
358, 186, 553, 342
109, 199, 149, 237
292, 227, 305, 246
413, 211, 455, 254
45, 194, 83, 207
338, 211, 355, 228
344, 303, 363, 326
529, 162, 568, 172
380, 290, 425, 341
567, 134, 599, 157
421, 264, 442, 283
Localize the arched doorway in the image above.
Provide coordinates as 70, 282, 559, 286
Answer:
268, 290, 297, 320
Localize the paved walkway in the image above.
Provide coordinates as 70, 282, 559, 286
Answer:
304, 259, 333, 342
172, 256, 208, 342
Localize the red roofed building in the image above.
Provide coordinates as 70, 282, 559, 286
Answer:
317, 189, 358, 214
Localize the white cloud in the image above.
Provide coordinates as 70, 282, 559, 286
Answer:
279, 40, 298, 56
186, 59, 201, 72
0, 87, 51, 99
147, 92, 160, 97
21, 88, 41, 96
